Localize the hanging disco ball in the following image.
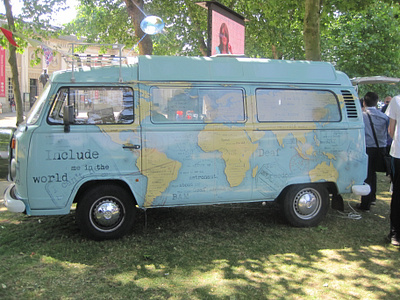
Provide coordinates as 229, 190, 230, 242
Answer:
140, 16, 165, 35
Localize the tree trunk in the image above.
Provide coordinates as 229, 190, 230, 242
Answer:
198, 36, 207, 57
123, 0, 153, 55
184, 0, 207, 56
304, 0, 322, 61
3, 0, 23, 125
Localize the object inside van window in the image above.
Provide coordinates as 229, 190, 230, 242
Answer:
48, 87, 134, 125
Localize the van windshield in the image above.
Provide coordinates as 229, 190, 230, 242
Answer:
26, 85, 51, 125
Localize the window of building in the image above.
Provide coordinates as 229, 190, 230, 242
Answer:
29, 78, 38, 109
7, 78, 13, 101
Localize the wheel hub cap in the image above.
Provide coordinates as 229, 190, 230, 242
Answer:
294, 189, 321, 219
93, 200, 121, 228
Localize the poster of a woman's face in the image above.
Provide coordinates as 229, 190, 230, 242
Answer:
211, 9, 245, 56
216, 23, 232, 54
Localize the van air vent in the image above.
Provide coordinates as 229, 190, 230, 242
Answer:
341, 90, 358, 119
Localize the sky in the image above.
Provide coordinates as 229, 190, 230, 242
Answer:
0, 0, 78, 26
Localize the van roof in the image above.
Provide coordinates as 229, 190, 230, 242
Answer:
52, 55, 351, 85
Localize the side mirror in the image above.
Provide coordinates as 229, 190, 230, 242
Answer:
63, 105, 74, 133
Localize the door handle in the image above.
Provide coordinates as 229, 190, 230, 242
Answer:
123, 144, 141, 149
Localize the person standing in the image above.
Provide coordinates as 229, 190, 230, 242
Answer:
381, 96, 393, 175
381, 96, 392, 113
39, 69, 49, 87
357, 92, 388, 211
385, 95, 400, 246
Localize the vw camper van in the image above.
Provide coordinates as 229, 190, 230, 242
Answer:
4, 54, 370, 240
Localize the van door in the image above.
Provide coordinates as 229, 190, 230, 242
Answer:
141, 85, 252, 208
26, 85, 143, 211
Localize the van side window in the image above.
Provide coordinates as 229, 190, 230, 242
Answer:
48, 87, 134, 125
256, 89, 341, 122
151, 87, 245, 123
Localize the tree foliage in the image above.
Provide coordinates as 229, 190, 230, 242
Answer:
3, 0, 400, 106
225, 0, 305, 59
323, 1, 400, 78
63, 0, 400, 97
304, 0, 322, 61
2, 0, 22, 125
63, 1, 133, 46
1, 0, 68, 125
1, 0, 69, 47
323, 1, 400, 97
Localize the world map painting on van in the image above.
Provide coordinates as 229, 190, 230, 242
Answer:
4, 55, 369, 240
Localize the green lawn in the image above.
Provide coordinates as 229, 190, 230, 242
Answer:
1, 173, 399, 299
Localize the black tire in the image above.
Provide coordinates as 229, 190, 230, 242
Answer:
281, 184, 329, 227
76, 184, 135, 240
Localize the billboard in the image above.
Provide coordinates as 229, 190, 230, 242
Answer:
197, 1, 246, 56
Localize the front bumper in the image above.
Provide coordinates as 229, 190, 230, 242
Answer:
4, 183, 26, 213
352, 184, 371, 196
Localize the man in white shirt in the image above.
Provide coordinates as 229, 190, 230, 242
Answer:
386, 95, 400, 246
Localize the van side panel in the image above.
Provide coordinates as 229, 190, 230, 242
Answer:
252, 87, 367, 198
141, 123, 260, 207
252, 123, 366, 198
138, 83, 366, 208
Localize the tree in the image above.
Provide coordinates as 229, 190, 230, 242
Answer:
64, 0, 153, 55
60, 0, 400, 95
324, 1, 400, 77
1, 0, 68, 125
304, 0, 322, 61
65, 0, 208, 56
123, 0, 152, 55
323, 1, 400, 98
150, 0, 208, 56
67, 0, 307, 58
2, 0, 23, 125
216, 0, 305, 59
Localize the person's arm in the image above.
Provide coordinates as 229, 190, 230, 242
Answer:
388, 118, 397, 139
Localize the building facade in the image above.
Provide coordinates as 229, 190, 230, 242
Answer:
1, 35, 130, 113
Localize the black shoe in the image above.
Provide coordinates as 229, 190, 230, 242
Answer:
371, 201, 376, 206
354, 203, 370, 212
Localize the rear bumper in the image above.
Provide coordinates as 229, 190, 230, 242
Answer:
3, 183, 26, 213
352, 184, 371, 196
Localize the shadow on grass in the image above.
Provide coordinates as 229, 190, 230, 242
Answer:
1, 174, 399, 298
0, 190, 400, 299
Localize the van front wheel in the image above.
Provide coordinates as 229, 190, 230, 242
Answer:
281, 184, 329, 227
76, 185, 135, 240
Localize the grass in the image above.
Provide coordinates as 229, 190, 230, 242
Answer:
1, 173, 400, 299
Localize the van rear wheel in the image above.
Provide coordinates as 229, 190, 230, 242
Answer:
76, 184, 135, 240
281, 184, 329, 227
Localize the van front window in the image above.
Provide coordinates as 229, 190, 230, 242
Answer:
26, 85, 51, 125
47, 87, 134, 125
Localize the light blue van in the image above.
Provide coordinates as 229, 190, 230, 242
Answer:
4, 55, 370, 240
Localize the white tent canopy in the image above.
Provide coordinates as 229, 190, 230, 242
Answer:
351, 76, 400, 85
